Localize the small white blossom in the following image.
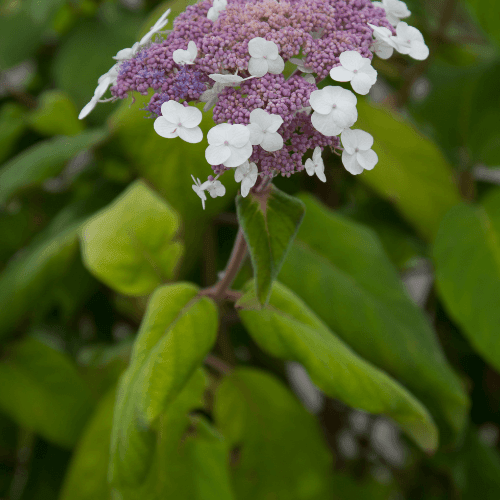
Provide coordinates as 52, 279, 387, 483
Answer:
113, 42, 141, 61
153, 100, 203, 143
207, 0, 227, 22
173, 41, 198, 65
78, 64, 120, 119
329, 51, 377, 95
199, 82, 226, 111
205, 123, 253, 168
139, 7, 172, 45
309, 86, 358, 136
372, 0, 411, 27
247, 37, 285, 77
289, 57, 314, 73
209, 71, 254, 85
391, 22, 429, 60
368, 24, 396, 59
246, 108, 284, 152
302, 74, 316, 84
341, 128, 378, 175
191, 175, 225, 210
304, 147, 326, 182
235, 160, 259, 197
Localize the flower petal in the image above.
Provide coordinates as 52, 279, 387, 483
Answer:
266, 55, 285, 75
178, 106, 202, 128
209, 73, 244, 84
315, 164, 327, 182
266, 114, 284, 133
339, 51, 363, 71
331, 107, 357, 130
79, 99, 97, 120
249, 108, 273, 128
356, 149, 378, 170
248, 37, 268, 58
342, 151, 364, 175
264, 40, 279, 60
353, 129, 374, 150
154, 117, 180, 138
329, 66, 353, 82
241, 175, 256, 197
311, 111, 342, 136
161, 100, 182, 124
224, 142, 253, 168
207, 123, 232, 145
304, 158, 315, 176
409, 41, 429, 60
248, 57, 268, 77
187, 41, 198, 60
234, 161, 249, 182
261, 131, 283, 152
247, 123, 265, 145
340, 129, 357, 155
177, 126, 203, 143
351, 73, 375, 95
228, 124, 251, 148
206, 144, 231, 165
309, 89, 334, 114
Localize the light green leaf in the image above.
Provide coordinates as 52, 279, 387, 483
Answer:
28, 90, 84, 137
278, 194, 468, 444
433, 189, 500, 372
356, 99, 461, 241
214, 367, 334, 500
0, 103, 26, 164
110, 283, 218, 489
80, 180, 184, 296
59, 387, 116, 500
236, 185, 305, 305
238, 281, 438, 452
0, 337, 94, 448
0, 129, 108, 206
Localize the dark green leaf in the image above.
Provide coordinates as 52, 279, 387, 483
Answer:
80, 180, 184, 296
214, 367, 334, 500
236, 185, 305, 305
238, 281, 438, 452
0, 337, 93, 448
278, 194, 468, 444
433, 189, 500, 372
0, 103, 26, 164
110, 283, 218, 489
0, 129, 108, 206
463, 0, 500, 48
356, 99, 461, 241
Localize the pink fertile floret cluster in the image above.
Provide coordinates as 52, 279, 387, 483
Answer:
112, 0, 393, 178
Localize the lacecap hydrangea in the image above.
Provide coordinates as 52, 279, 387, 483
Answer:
80, 0, 428, 210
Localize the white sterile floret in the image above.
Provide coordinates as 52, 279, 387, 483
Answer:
113, 42, 141, 61
154, 100, 203, 143
247, 37, 285, 78
191, 175, 225, 210
207, 0, 227, 22
341, 128, 378, 175
173, 41, 198, 65
329, 51, 377, 95
79, 64, 120, 119
368, 23, 396, 59
304, 147, 326, 182
309, 86, 358, 136
289, 57, 314, 73
391, 22, 429, 60
372, 0, 411, 27
205, 123, 253, 168
139, 7, 172, 45
234, 160, 259, 197
246, 108, 284, 152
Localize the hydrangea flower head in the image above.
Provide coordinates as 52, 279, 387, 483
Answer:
80, 0, 429, 205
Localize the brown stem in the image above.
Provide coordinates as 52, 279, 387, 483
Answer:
205, 354, 233, 374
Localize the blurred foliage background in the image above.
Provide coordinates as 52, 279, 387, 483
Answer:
1, 0, 500, 499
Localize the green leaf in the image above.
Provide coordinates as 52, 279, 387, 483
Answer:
278, 194, 468, 444
59, 387, 116, 500
238, 281, 438, 452
463, 0, 500, 48
0, 103, 26, 164
356, 99, 461, 241
0, 129, 108, 206
236, 185, 305, 305
28, 90, 84, 137
214, 367, 334, 500
433, 189, 500, 372
0, 226, 78, 341
80, 180, 184, 296
110, 283, 218, 489
0, 337, 94, 448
